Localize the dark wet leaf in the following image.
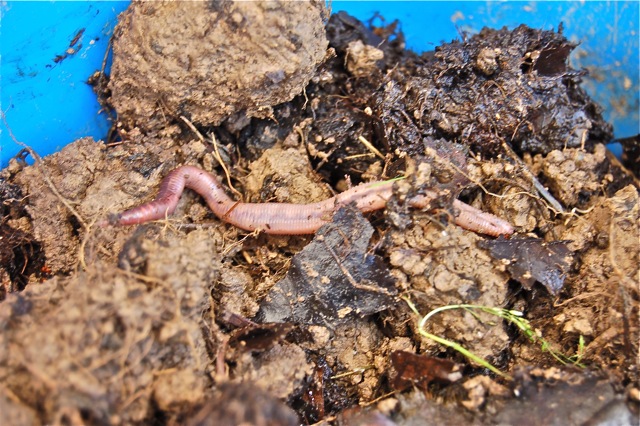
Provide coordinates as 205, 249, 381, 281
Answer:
295, 362, 327, 422
533, 42, 573, 76
391, 351, 462, 391
228, 322, 295, 354
478, 237, 572, 294
255, 206, 397, 326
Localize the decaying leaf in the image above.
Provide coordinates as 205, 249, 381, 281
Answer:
255, 206, 397, 326
478, 238, 573, 294
228, 322, 295, 354
391, 350, 462, 391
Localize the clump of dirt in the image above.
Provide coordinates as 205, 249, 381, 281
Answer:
109, 0, 329, 131
386, 217, 512, 362
532, 143, 611, 208
243, 147, 332, 204
552, 186, 638, 365
300, 18, 614, 184
407, 24, 613, 156
0, 254, 211, 424
1, 4, 638, 425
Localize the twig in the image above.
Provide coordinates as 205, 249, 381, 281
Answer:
357, 135, 385, 160
1, 110, 89, 229
179, 115, 242, 200
500, 140, 565, 213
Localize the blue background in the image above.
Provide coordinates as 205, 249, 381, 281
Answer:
1, 1, 638, 168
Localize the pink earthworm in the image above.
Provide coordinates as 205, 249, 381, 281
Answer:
105, 165, 514, 236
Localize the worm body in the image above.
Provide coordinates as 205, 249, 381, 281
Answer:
107, 165, 514, 236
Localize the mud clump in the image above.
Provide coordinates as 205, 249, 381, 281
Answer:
369, 24, 613, 159
0, 257, 211, 424
109, 0, 328, 131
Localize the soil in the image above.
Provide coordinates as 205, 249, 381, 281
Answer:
1, 3, 638, 425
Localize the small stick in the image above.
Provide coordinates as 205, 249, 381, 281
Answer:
357, 135, 385, 160
502, 133, 564, 213
102, 166, 514, 237
179, 115, 242, 200
1, 110, 88, 229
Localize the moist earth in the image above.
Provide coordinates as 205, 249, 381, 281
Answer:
1, 3, 638, 425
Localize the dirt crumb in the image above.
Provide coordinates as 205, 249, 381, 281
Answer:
153, 368, 206, 412
234, 342, 312, 399
345, 40, 384, 78
244, 147, 331, 204
461, 376, 510, 410
533, 143, 609, 208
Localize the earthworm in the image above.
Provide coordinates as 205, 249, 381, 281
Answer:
105, 165, 514, 236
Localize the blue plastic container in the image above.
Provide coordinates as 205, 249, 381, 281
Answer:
1, 1, 638, 168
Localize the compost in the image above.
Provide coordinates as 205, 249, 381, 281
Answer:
1, 2, 638, 425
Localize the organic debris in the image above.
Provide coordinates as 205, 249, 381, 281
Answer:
255, 206, 397, 325
478, 238, 573, 294
0, 179, 46, 298
619, 134, 640, 177
390, 350, 462, 391
227, 320, 295, 355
